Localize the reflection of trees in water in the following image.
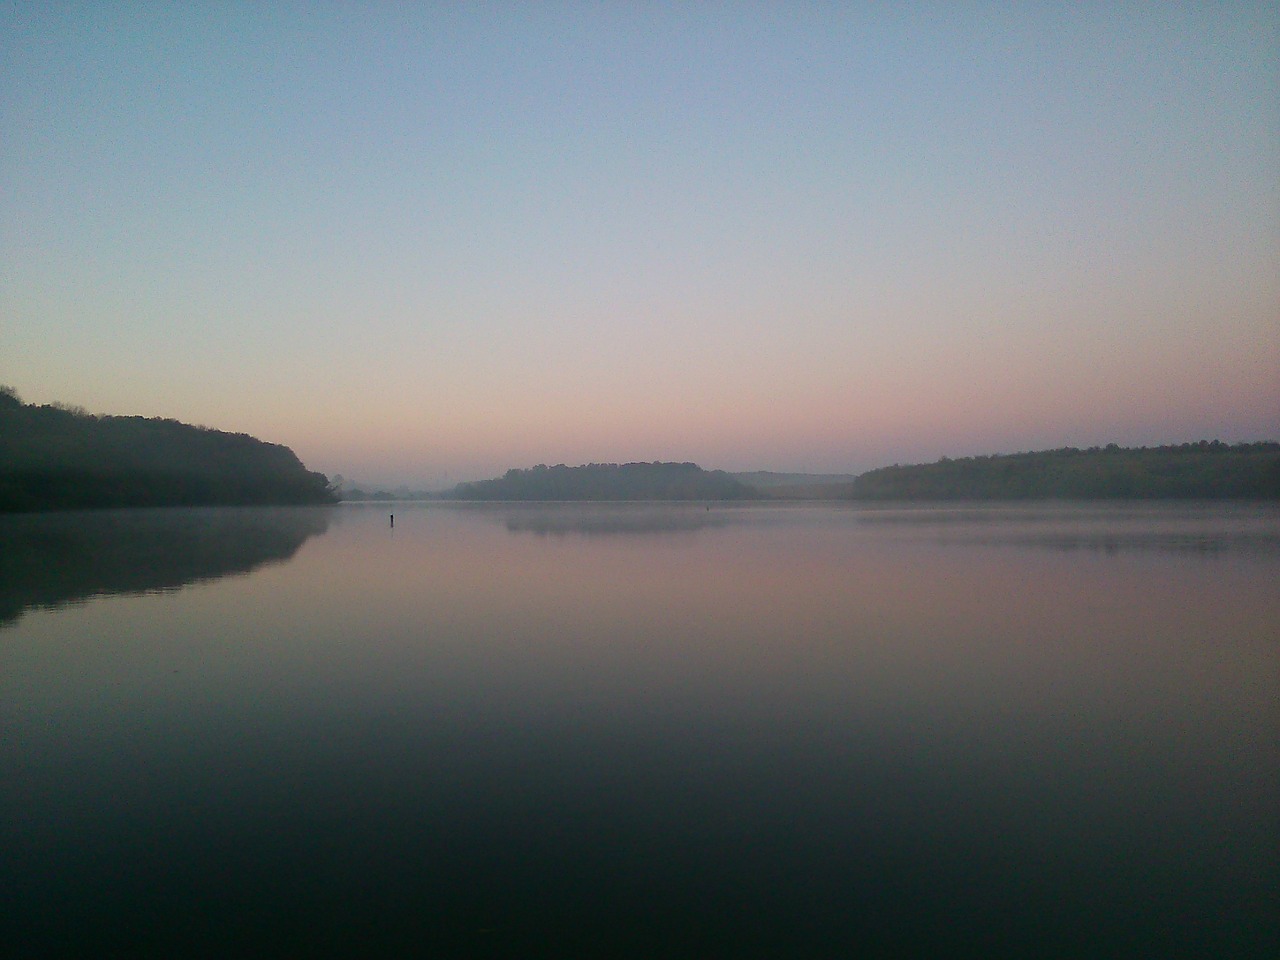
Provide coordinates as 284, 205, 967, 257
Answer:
0, 507, 331, 626
498, 504, 735, 536
991, 531, 1280, 555
855, 504, 1280, 556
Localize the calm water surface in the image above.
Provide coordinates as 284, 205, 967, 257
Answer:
2, 502, 1277, 957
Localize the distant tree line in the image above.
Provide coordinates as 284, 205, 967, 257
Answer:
338, 488, 436, 502
0, 387, 335, 512
451, 461, 757, 501
329, 475, 436, 501
847, 442, 1280, 500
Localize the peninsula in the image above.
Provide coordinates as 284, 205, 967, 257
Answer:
846, 442, 1280, 500
451, 461, 755, 501
0, 388, 335, 512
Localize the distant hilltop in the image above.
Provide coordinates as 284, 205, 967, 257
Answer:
848, 442, 1280, 500
0, 387, 335, 512
445, 444, 1280, 503
450, 462, 755, 501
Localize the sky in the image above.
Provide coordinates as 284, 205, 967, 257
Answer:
3, 2, 1277, 486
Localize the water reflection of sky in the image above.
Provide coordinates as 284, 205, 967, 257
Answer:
2, 503, 1276, 955
435, 499, 1280, 553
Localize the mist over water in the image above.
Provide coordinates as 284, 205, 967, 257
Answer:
3, 503, 1276, 957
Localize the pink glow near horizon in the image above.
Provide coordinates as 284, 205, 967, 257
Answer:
3, 6, 1276, 485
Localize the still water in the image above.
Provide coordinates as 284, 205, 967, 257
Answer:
2, 502, 1277, 957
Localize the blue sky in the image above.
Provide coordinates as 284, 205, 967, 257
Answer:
3, 2, 1277, 485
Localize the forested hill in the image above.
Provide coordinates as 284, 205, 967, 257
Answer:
848, 442, 1280, 500
451, 462, 756, 500
0, 388, 335, 511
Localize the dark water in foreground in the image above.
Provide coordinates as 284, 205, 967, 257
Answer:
2, 502, 1277, 957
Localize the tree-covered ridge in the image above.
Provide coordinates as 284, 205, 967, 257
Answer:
848, 442, 1280, 500
0, 388, 335, 511
452, 461, 757, 501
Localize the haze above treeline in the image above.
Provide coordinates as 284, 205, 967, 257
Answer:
5, 6, 1275, 489
3, 389, 1276, 511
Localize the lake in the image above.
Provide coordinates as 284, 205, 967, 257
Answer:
2, 501, 1277, 957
